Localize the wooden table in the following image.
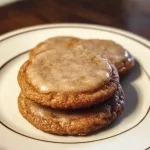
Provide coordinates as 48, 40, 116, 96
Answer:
0, 0, 150, 40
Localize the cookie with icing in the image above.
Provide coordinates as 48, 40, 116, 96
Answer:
72, 39, 134, 76
18, 48, 119, 109
18, 85, 124, 135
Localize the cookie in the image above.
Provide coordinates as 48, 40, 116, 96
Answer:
29, 36, 80, 58
72, 39, 134, 76
18, 48, 119, 109
18, 85, 124, 136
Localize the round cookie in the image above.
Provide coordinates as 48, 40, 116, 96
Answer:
29, 36, 80, 58
18, 85, 124, 136
18, 48, 119, 109
72, 39, 134, 76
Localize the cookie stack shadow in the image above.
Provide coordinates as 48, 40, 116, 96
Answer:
17, 37, 134, 136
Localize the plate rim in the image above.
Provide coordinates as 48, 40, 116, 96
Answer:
0, 23, 150, 145
0, 23, 149, 45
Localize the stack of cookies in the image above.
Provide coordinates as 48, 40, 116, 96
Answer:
17, 36, 134, 135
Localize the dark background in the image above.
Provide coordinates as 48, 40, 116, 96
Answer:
0, 0, 150, 40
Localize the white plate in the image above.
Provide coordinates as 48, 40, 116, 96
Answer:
0, 23, 150, 150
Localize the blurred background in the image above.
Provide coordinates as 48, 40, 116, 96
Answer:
0, 0, 150, 40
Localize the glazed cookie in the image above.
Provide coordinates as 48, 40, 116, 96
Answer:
18, 48, 119, 109
72, 39, 134, 76
18, 85, 124, 136
29, 36, 80, 58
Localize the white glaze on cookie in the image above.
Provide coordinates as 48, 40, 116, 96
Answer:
26, 48, 112, 93
31, 36, 79, 56
72, 39, 127, 68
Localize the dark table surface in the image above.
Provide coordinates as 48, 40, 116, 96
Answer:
0, 0, 150, 40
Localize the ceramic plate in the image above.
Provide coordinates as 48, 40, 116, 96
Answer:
0, 23, 150, 150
